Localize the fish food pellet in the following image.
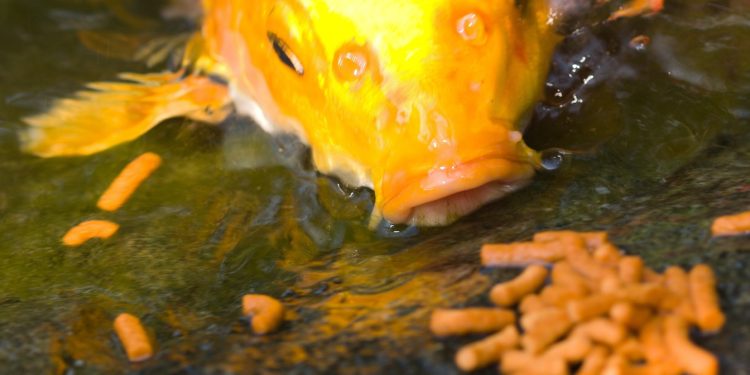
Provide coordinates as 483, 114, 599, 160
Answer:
242, 294, 284, 334
114, 313, 153, 362
62, 220, 119, 246
97, 152, 162, 212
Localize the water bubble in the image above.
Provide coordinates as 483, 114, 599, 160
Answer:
334, 43, 369, 81
540, 148, 570, 171
376, 220, 419, 238
629, 35, 651, 51
456, 13, 488, 46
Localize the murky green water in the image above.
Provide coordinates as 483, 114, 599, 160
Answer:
0, 1, 749, 373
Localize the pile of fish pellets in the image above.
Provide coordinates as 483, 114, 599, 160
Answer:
430, 231, 725, 375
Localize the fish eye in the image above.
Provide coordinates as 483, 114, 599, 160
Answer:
267, 32, 304, 76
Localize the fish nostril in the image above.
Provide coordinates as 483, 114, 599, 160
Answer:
333, 43, 370, 82
455, 12, 488, 46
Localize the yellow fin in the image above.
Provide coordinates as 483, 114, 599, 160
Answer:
21, 71, 231, 157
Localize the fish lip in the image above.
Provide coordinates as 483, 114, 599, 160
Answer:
379, 156, 536, 226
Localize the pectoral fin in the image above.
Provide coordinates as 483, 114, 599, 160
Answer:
609, 0, 664, 20
21, 71, 231, 157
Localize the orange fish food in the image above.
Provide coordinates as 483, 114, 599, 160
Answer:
711, 211, 750, 237
430, 231, 725, 374
113, 313, 154, 362
97, 152, 163, 212
62, 220, 120, 247
242, 294, 284, 335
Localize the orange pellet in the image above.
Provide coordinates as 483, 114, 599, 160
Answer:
567, 293, 617, 322
567, 246, 617, 281
609, 302, 652, 330
578, 345, 609, 375
600, 275, 623, 294
520, 307, 567, 333
519, 294, 547, 314
643, 267, 664, 284
664, 266, 695, 321
242, 294, 284, 334
113, 313, 153, 362
688, 264, 725, 332
540, 284, 588, 307
615, 283, 668, 307
533, 230, 608, 250
480, 242, 564, 266
521, 310, 573, 353
601, 353, 628, 375
97, 152, 162, 211
429, 308, 515, 336
514, 356, 568, 375
551, 261, 591, 293
629, 34, 652, 49
454, 325, 518, 371
640, 317, 677, 369
592, 243, 623, 266
62, 220, 119, 246
543, 333, 592, 363
664, 315, 718, 375
618, 256, 644, 284
500, 350, 532, 373
711, 211, 750, 236
489, 265, 548, 306
615, 337, 645, 362
572, 318, 627, 347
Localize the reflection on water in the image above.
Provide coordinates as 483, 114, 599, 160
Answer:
0, 0, 749, 373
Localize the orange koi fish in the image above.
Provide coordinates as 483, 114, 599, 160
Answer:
20, 0, 661, 226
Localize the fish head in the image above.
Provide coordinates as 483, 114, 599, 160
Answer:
203, 0, 557, 225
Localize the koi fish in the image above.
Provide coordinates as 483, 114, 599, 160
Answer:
20, 0, 661, 226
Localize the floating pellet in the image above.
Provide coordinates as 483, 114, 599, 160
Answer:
688, 264, 725, 332
514, 356, 568, 375
664, 266, 695, 321
664, 315, 718, 375
542, 333, 592, 363
521, 310, 573, 353
577, 345, 609, 375
518, 295, 546, 315
615, 283, 668, 307
540, 284, 588, 308
454, 325, 519, 371
113, 313, 153, 362
609, 302, 651, 330
242, 294, 284, 334
567, 293, 617, 322
551, 261, 591, 294
97, 152, 162, 211
520, 307, 567, 333
592, 243, 622, 266
711, 211, 750, 237
429, 307, 515, 336
480, 242, 565, 266
489, 265, 548, 306
572, 318, 627, 347
618, 256, 644, 284
533, 230, 608, 250
500, 350, 532, 374
615, 337, 645, 362
62, 220, 119, 246
567, 246, 617, 281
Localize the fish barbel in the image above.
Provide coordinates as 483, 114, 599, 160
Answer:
20, 0, 661, 226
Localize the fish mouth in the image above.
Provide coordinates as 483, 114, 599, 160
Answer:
380, 157, 535, 226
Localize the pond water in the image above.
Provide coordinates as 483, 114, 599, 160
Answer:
0, 0, 749, 373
